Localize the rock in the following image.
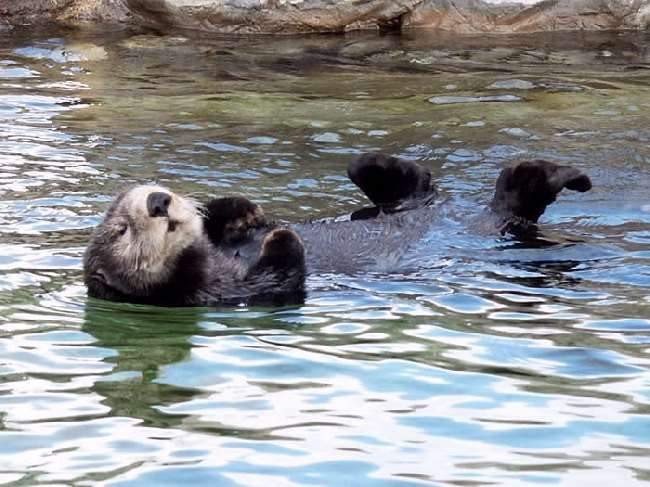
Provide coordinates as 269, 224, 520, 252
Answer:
1, 0, 649, 34
405, 0, 650, 33
0, 0, 130, 26
125, 0, 423, 34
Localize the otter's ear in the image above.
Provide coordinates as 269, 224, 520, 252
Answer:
348, 153, 432, 209
549, 166, 592, 193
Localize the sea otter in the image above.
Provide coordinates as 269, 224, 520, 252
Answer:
83, 185, 306, 306
83, 154, 591, 306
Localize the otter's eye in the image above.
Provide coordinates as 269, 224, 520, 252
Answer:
118, 224, 128, 236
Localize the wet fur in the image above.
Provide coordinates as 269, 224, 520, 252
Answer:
206, 154, 591, 275
83, 186, 305, 307
84, 154, 590, 307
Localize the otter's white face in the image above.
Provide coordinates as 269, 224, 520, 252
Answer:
110, 185, 203, 283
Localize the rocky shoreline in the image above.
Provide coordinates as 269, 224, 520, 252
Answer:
1, 0, 649, 34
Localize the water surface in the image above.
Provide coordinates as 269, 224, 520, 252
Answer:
1, 27, 650, 486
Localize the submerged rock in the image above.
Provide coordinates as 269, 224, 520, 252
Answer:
429, 94, 522, 105
1, 0, 649, 34
13, 43, 107, 63
488, 79, 586, 92
488, 79, 537, 90
499, 127, 537, 139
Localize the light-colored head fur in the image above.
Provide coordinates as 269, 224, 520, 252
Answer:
108, 185, 203, 289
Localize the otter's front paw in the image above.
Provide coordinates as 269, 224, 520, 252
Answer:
257, 228, 305, 270
204, 196, 267, 246
245, 228, 306, 306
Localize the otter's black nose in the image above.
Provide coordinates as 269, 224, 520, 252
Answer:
147, 192, 171, 218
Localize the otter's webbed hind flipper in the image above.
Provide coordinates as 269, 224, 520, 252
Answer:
347, 153, 436, 220
203, 196, 268, 248
489, 159, 592, 236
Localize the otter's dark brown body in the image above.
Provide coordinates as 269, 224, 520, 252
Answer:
84, 154, 591, 307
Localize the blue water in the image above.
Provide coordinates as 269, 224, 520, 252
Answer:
1, 28, 650, 486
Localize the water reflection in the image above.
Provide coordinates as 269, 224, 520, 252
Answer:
83, 302, 205, 428
0, 25, 649, 486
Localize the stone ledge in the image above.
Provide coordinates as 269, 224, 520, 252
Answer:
0, 0, 648, 34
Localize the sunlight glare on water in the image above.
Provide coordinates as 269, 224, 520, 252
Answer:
0, 27, 650, 486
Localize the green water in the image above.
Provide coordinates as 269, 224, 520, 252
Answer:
1, 27, 650, 486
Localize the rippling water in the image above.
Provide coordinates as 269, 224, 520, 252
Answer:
1, 27, 650, 486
